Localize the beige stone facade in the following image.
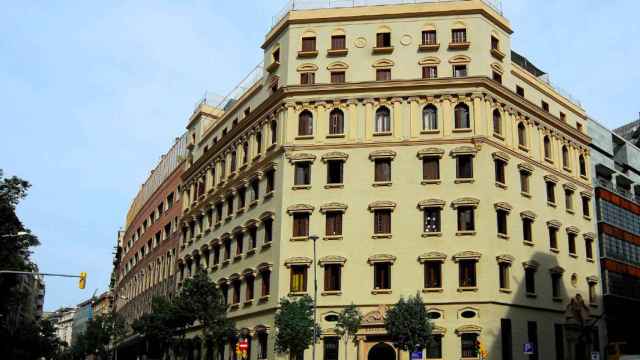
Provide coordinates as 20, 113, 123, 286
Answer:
178, 1, 601, 359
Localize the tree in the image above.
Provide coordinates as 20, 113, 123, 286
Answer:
178, 270, 235, 359
384, 293, 432, 354
274, 295, 320, 360
335, 303, 362, 360
132, 296, 192, 358
72, 313, 126, 359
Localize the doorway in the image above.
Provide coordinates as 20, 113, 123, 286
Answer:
368, 342, 396, 360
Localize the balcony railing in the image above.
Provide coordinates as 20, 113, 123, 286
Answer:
597, 177, 639, 204
195, 61, 265, 114
272, 0, 503, 29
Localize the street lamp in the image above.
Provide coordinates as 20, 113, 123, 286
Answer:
309, 234, 319, 360
0, 231, 29, 238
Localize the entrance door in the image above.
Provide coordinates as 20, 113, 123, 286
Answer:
368, 343, 396, 360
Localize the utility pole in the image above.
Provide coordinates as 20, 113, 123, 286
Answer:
310, 235, 319, 360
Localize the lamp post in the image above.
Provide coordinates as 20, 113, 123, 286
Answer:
309, 234, 319, 360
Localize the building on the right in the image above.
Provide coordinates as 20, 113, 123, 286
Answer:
588, 118, 640, 354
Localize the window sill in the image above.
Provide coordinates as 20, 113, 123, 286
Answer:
526, 292, 537, 298
372, 181, 392, 187
518, 144, 529, 152
371, 289, 392, 294
236, 208, 245, 215
222, 259, 230, 266
297, 50, 318, 58
420, 129, 440, 135
261, 242, 272, 249
422, 232, 442, 237
547, 201, 557, 208
563, 166, 572, 173
491, 48, 506, 61
229, 303, 240, 311
292, 185, 311, 190
295, 135, 314, 140
207, 187, 215, 194
325, 184, 344, 189
289, 291, 308, 297
326, 133, 345, 139
373, 131, 392, 137
267, 142, 278, 151
243, 300, 254, 307
452, 128, 472, 133
454, 178, 475, 184
583, 215, 591, 221
456, 231, 476, 236
327, 49, 348, 56
552, 297, 563, 303
249, 200, 259, 208
321, 290, 342, 296
259, 295, 270, 302
457, 287, 478, 292
246, 249, 256, 257
448, 42, 470, 50
290, 236, 309, 242
523, 240, 534, 247
495, 182, 507, 189
493, 133, 505, 140
521, 191, 532, 198
499, 288, 512, 294
233, 255, 243, 262
421, 179, 441, 185
418, 43, 440, 52
566, 209, 575, 215
253, 153, 262, 162
544, 157, 554, 164
264, 191, 274, 200
580, 174, 589, 181
422, 288, 443, 293
372, 46, 394, 54
323, 235, 343, 241
204, 228, 211, 235
372, 234, 392, 239
550, 248, 559, 254
569, 253, 578, 259
497, 233, 509, 240
266, 61, 280, 73
225, 216, 233, 223
587, 258, 594, 263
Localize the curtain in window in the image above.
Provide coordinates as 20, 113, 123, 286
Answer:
374, 263, 390, 289
454, 103, 470, 128
422, 105, 438, 130
298, 111, 313, 135
290, 266, 307, 292
423, 208, 440, 232
331, 35, 345, 50
329, 109, 344, 134
294, 164, 310, 185
301, 37, 316, 51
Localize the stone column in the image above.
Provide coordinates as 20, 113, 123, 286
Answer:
441, 95, 452, 137
408, 97, 419, 138
392, 97, 403, 139
364, 99, 374, 140
472, 93, 484, 135
285, 102, 297, 144
347, 99, 358, 141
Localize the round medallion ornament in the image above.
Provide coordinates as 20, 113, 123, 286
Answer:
400, 34, 412, 46
354, 37, 367, 48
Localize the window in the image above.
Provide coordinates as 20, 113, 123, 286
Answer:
249, 227, 257, 249
461, 334, 478, 359
549, 226, 558, 250
579, 155, 586, 176
496, 209, 508, 236
226, 196, 234, 216
541, 100, 550, 112
292, 213, 310, 238
422, 105, 438, 130
261, 269, 271, 296
551, 273, 561, 298
522, 218, 533, 243
257, 331, 268, 359
422, 157, 440, 181
499, 262, 510, 290
298, 110, 313, 136
493, 109, 502, 135
491, 36, 499, 50
554, 325, 564, 360
255, 131, 262, 155
588, 281, 596, 304
568, 232, 576, 255
565, 189, 574, 211
273, 48, 280, 63
242, 142, 249, 164
422, 30, 437, 45
454, 103, 470, 129
246, 274, 255, 301
294, 162, 311, 186
263, 218, 273, 244
457, 207, 475, 232
525, 267, 536, 294
238, 188, 246, 209
376, 32, 391, 47
520, 170, 530, 194
235, 232, 243, 255
324, 264, 342, 291
323, 337, 339, 360
560, 111, 566, 122
331, 35, 346, 50
326, 160, 343, 185
167, 192, 174, 208
224, 238, 231, 260
456, 155, 473, 179
325, 212, 343, 236
492, 71, 502, 83
290, 265, 307, 293
329, 109, 344, 135
424, 261, 442, 289
271, 120, 278, 144
501, 319, 513, 360
581, 196, 590, 217
374, 159, 391, 182
220, 283, 229, 305
585, 237, 594, 260
495, 159, 506, 185
576, 122, 583, 132
459, 260, 477, 287
423, 208, 441, 233
213, 246, 220, 265
426, 335, 442, 359
373, 210, 392, 234
544, 136, 552, 159
330, 71, 345, 84
300, 72, 315, 85
376, 69, 391, 81
373, 263, 391, 289
562, 146, 570, 169
546, 181, 556, 204
422, 66, 437, 79
301, 37, 316, 52
251, 178, 260, 201
528, 322, 538, 360
375, 106, 391, 133
453, 64, 467, 78
220, 159, 226, 178
517, 123, 527, 147
516, 85, 525, 97
216, 203, 223, 223
232, 279, 241, 304
452, 29, 467, 43
266, 169, 275, 193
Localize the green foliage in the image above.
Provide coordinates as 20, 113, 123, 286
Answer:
336, 303, 363, 360
132, 296, 192, 357
274, 295, 320, 357
384, 293, 432, 352
71, 313, 126, 359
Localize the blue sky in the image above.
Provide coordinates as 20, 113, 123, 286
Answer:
0, 1, 638, 311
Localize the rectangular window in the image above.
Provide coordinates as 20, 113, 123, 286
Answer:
293, 213, 310, 238
546, 182, 556, 204
251, 179, 260, 201
499, 263, 510, 290
331, 35, 346, 50
167, 192, 174, 208
424, 261, 442, 289
560, 112, 566, 122
554, 324, 565, 360
374, 159, 391, 182
246, 275, 254, 301
258, 332, 269, 360
323, 337, 339, 360
213, 246, 220, 265
235, 233, 243, 255
423, 208, 441, 233
541, 100, 550, 112
249, 227, 257, 249
452, 29, 467, 43
582, 196, 590, 217
300, 72, 315, 85
266, 170, 275, 193
491, 36, 500, 50
374, 263, 391, 289
261, 270, 271, 296
523, 218, 533, 243
376, 69, 391, 81
224, 239, 231, 260
326, 160, 344, 184
264, 218, 273, 244
589, 283, 596, 303
422, 157, 440, 181
568, 233, 576, 255
516, 85, 525, 97
565, 189, 574, 211
422, 30, 437, 45
552, 273, 561, 298
374, 210, 391, 234
493, 71, 502, 83
324, 264, 342, 291
301, 37, 316, 51
459, 260, 477, 287
290, 265, 307, 293
376, 32, 391, 47
453, 64, 467, 78
226, 196, 234, 217
495, 159, 506, 184
501, 319, 513, 360
456, 155, 473, 179
425, 336, 442, 359
497, 209, 508, 236
585, 239, 593, 260
527, 321, 539, 360
457, 207, 475, 231
422, 66, 437, 79
525, 268, 536, 294
294, 162, 311, 186
238, 188, 246, 209
461, 334, 478, 358
549, 227, 558, 250
325, 212, 343, 236
520, 171, 530, 194
330, 71, 346, 84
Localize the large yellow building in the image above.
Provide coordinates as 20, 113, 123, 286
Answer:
177, 1, 602, 359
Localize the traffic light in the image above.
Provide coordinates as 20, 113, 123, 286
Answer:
79, 272, 87, 289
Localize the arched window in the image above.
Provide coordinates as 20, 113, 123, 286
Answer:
298, 110, 313, 136
422, 105, 438, 131
375, 106, 391, 133
454, 103, 470, 129
562, 145, 570, 169
492, 109, 502, 135
329, 109, 344, 135
517, 122, 527, 147
579, 155, 586, 176
270, 120, 277, 144
255, 132, 262, 154
544, 136, 552, 159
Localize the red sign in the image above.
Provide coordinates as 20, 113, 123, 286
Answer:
239, 340, 248, 350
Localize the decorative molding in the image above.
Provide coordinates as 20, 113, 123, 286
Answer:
418, 199, 445, 209
517, 162, 535, 173
452, 251, 482, 261
286, 152, 317, 163
586, 275, 599, 284
321, 151, 349, 162
522, 260, 540, 270
544, 174, 560, 184
287, 204, 315, 214
494, 202, 512, 212
547, 220, 562, 228
367, 254, 397, 264
296, 63, 318, 72
320, 202, 348, 213
492, 151, 510, 162
372, 58, 395, 68
451, 197, 480, 208
563, 182, 577, 191
496, 254, 515, 264
418, 252, 447, 263
520, 210, 537, 220
284, 257, 312, 267
326, 61, 349, 71
417, 147, 445, 158
583, 232, 595, 240
455, 324, 482, 335
566, 226, 580, 234
368, 149, 397, 160
549, 266, 565, 275
450, 145, 478, 157
368, 201, 397, 211
318, 255, 347, 266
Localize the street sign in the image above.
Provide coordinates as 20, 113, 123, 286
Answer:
410, 350, 422, 360
523, 342, 535, 355
591, 352, 600, 360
